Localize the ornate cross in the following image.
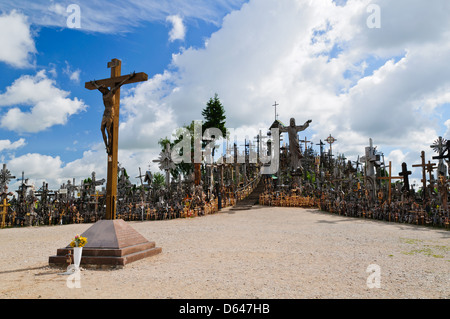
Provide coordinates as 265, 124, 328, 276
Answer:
325, 134, 336, 155
430, 137, 449, 177
85, 59, 148, 219
0, 164, 15, 193
153, 144, 176, 188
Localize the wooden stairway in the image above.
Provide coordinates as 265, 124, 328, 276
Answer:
231, 179, 265, 211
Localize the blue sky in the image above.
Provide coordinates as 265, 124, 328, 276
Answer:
0, 0, 449, 191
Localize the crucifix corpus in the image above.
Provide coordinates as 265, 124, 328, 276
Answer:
279, 118, 312, 171
85, 59, 148, 220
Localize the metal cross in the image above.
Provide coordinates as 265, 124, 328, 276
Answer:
273, 101, 279, 121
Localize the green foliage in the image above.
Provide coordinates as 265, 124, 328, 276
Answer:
152, 172, 166, 189
202, 93, 226, 137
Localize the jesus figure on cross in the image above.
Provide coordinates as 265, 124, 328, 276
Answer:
90, 72, 136, 154
279, 118, 312, 171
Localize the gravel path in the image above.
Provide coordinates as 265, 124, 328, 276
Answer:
0, 206, 449, 299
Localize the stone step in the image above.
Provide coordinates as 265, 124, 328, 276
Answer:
49, 246, 162, 269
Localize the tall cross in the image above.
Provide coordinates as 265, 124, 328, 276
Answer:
430, 137, 448, 177
325, 134, 336, 155
0, 164, 15, 193
412, 151, 428, 199
316, 140, 325, 158
85, 58, 148, 219
399, 162, 412, 192
273, 101, 279, 121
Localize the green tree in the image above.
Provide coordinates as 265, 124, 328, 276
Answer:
202, 93, 226, 137
152, 172, 166, 189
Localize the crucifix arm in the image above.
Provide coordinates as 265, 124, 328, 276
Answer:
296, 119, 312, 131
111, 72, 136, 94
90, 80, 102, 90
279, 125, 288, 133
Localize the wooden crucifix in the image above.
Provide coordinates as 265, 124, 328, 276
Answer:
300, 136, 311, 155
85, 59, 148, 220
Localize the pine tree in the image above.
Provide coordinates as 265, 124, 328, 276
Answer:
201, 93, 227, 137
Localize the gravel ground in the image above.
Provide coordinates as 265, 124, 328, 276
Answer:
0, 206, 449, 299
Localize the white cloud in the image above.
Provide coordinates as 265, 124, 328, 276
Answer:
166, 15, 186, 42
0, 0, 247, 33
0, 10, 36, 68
0, 70, 87, 133
0, 138, 26, 152
4, 0, 450, 189
64, 61, 81, 83
445, 120, 450, 138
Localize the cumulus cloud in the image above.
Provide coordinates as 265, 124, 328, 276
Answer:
166, 15, 186, 42
4, 0, 450, 187
0, 10, 36, 68
114, 0, 450, 183
64, 61, 81, 83
0, 70, 87, 133
0, 138, 26, 152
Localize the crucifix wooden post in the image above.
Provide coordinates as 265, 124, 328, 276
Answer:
85, 59, 148, 220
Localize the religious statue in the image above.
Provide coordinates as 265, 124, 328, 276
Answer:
279, 118, 312, 171
90, 72, 136, 154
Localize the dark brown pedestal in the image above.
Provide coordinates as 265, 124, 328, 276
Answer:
49, 219, 162, 269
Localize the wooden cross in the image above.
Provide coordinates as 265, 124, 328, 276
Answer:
90, 191, 104, 214
399, 162, 412, 192
85, 59, 148, 220
0, 197, 11, 228
300, 136, 311, 155
425, 161, 437, 189
412, 151, 428, 199
316, 140, 325, 158
377, 161, 403, 204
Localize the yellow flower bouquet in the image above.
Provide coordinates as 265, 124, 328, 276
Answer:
70, 234, 87, 248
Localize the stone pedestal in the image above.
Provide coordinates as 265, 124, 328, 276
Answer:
49, 219, 162, 269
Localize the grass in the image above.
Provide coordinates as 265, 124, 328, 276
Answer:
399, 238, 449, 259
